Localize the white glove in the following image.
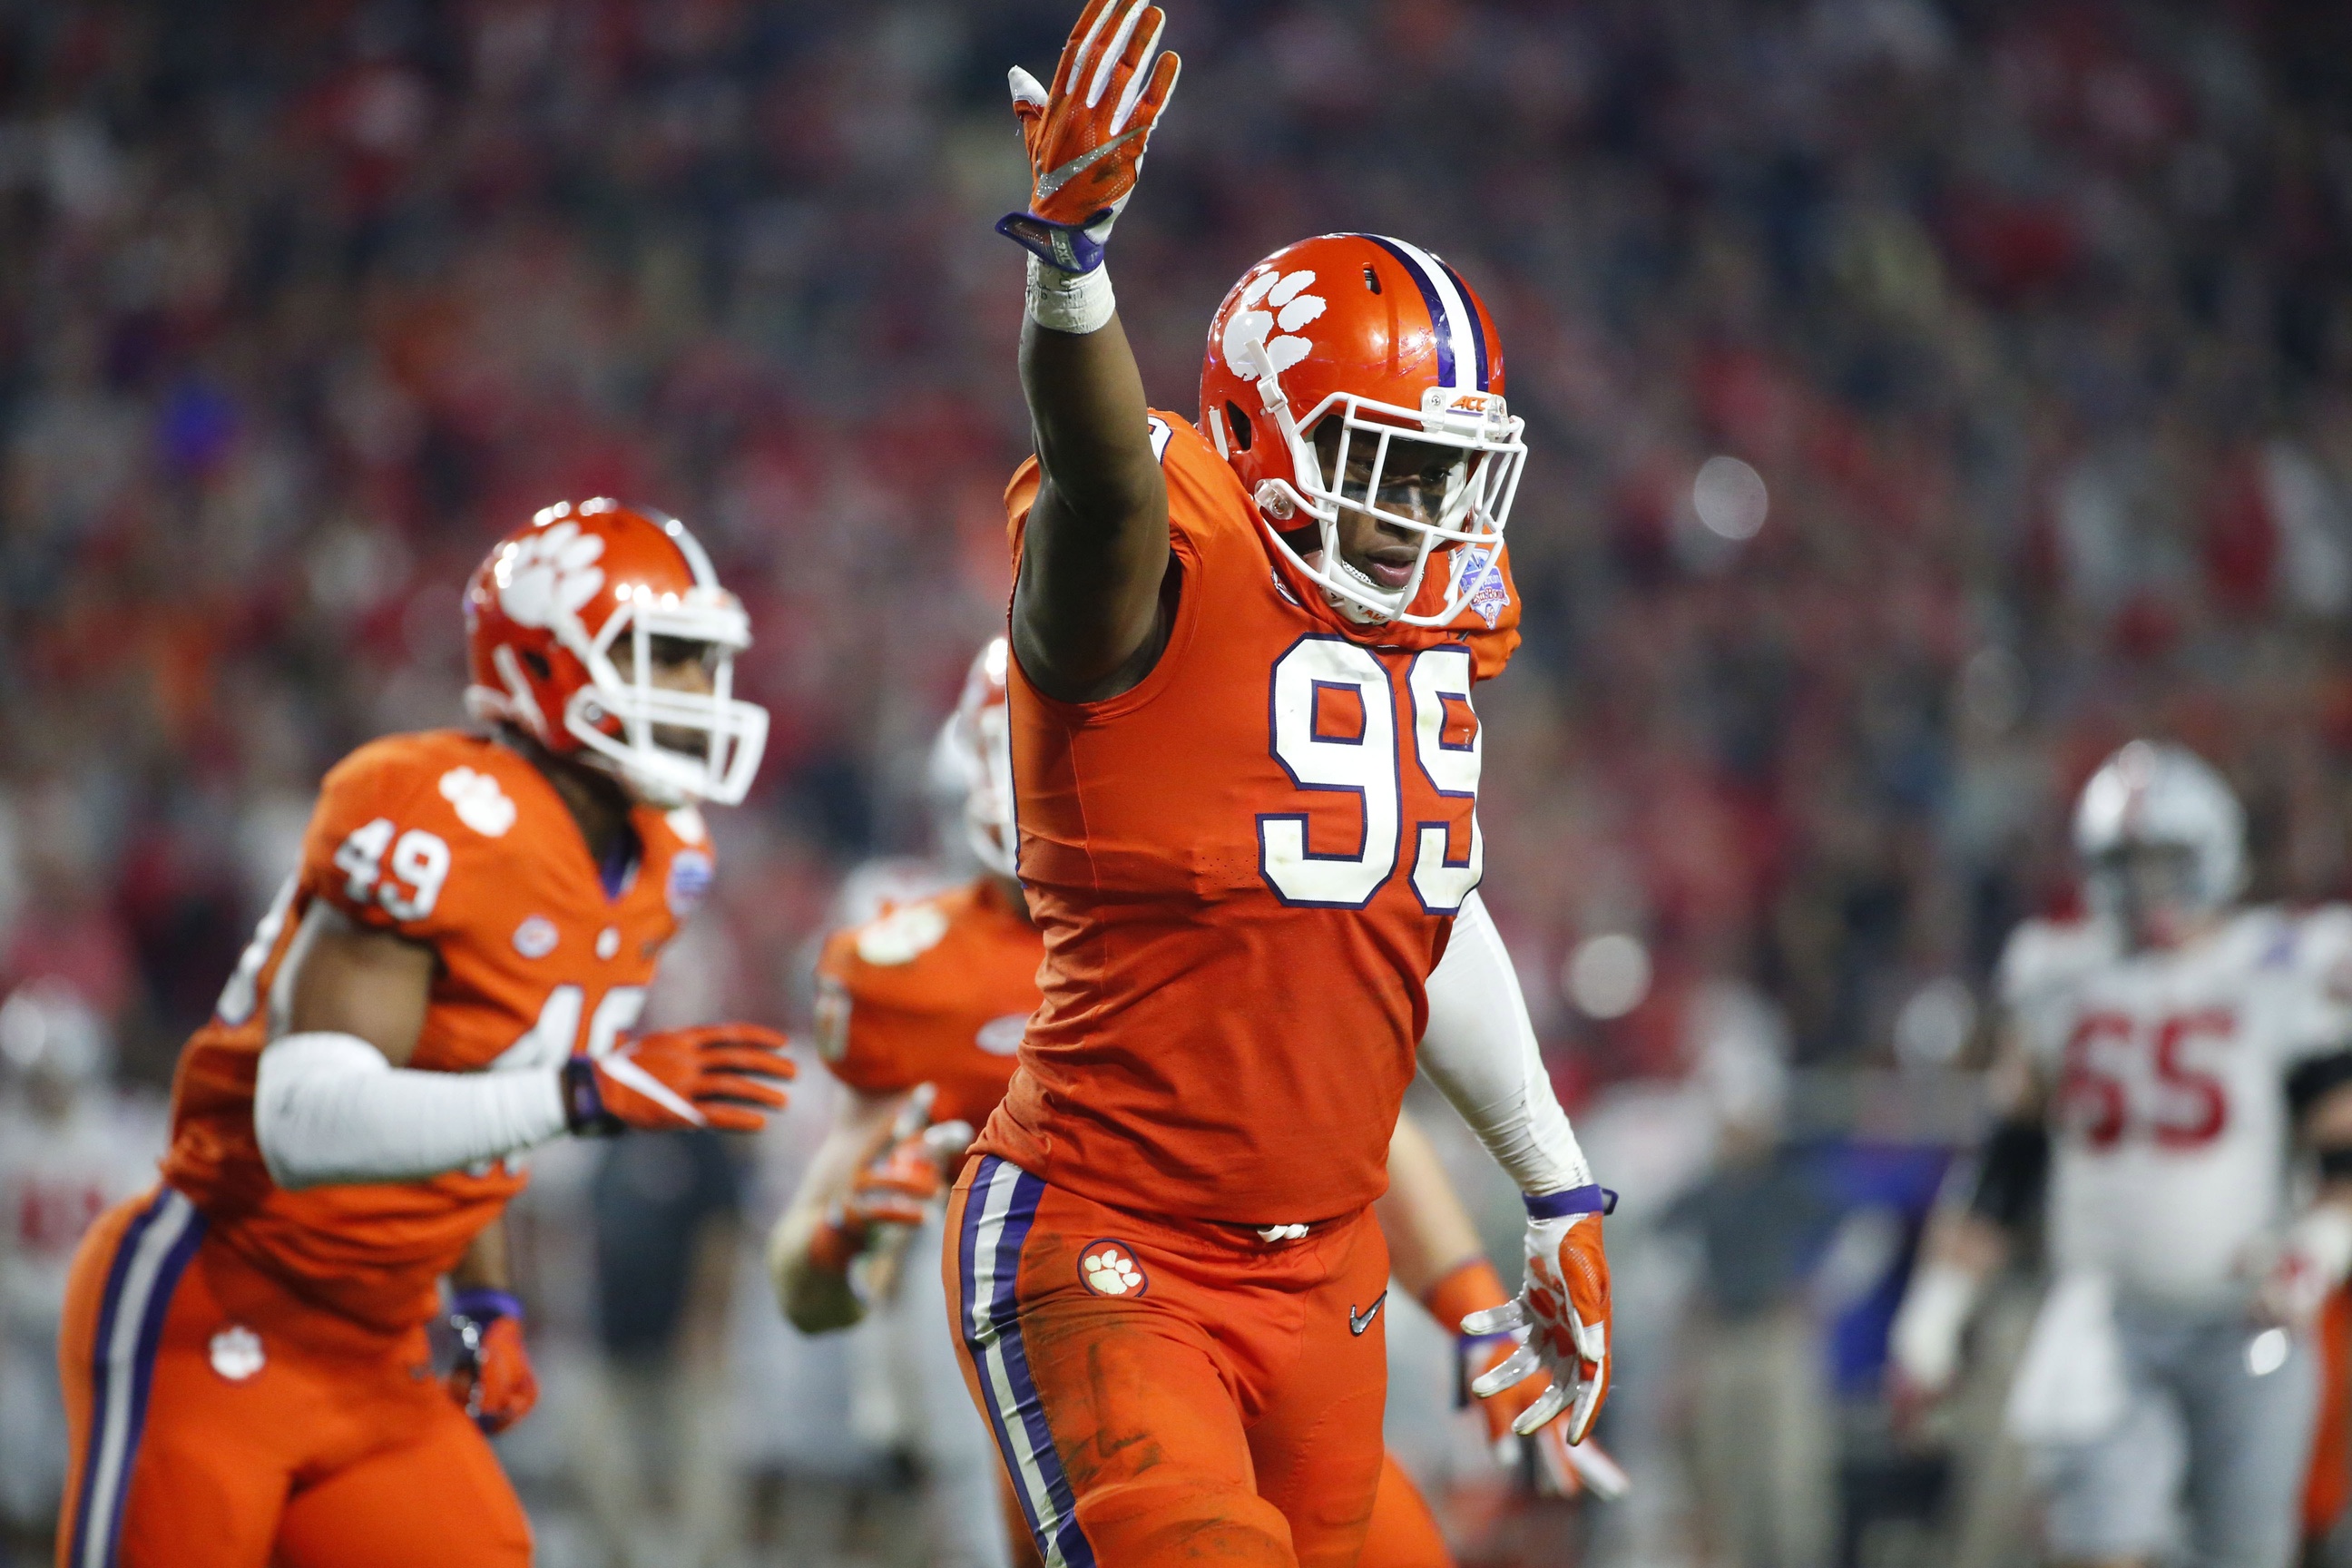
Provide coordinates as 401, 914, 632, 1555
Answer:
2258, 1204, 2352, 1326
1465, 1188, 1614, 1444
1888, 1259, 1981, 1397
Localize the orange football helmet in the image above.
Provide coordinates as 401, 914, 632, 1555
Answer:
1200, 233, 1525, 626
938, 637, 1016, 877
463, 500, 769, 807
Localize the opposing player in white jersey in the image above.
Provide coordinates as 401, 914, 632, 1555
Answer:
0, 982, 164, 1544
1891, 740, 2352, 1568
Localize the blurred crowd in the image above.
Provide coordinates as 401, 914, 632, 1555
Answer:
4, 1, 2352, 1564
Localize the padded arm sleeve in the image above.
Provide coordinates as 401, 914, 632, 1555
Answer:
253, 1032, 571, 1191
1417, 891, 1594, 1197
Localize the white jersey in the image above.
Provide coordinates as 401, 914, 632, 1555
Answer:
0, 1091, 166, 1337
2000, 906, 2352, 1307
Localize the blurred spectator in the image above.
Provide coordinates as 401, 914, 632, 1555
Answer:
1661, 1020, 1842, 1568
0, 980, 164, 1554
568, 1131, 746, 1568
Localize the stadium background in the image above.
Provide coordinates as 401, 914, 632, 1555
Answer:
3, 1, 2350, 1564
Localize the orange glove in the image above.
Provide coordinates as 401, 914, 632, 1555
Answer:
563, 1024, 793, 1134
996, 0, 1181, 273
1430, 1258, 1627, 1499
1466, 1187, 1614, 1446
809, 1084, 976, 1273
446, 1289, 537, 1435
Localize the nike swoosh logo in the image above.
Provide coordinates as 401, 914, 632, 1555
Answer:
1036, 127, 1147, 201
1349, 1292, 1387, 1336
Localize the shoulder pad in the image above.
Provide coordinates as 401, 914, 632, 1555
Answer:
320, 732, 525, 839
854, 901, 951, 967
304, 733, 539, 936
1996, 916, 2113, 1010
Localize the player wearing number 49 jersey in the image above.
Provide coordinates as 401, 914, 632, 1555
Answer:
957, 6, 1612, 1566
55, 501, 793, 1568
1892, 741, 2352, 1568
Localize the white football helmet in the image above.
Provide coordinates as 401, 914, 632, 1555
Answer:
942, 639, 1016, 878
2073, 740, 2246, 920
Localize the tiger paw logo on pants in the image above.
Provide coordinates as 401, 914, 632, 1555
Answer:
1079, 1240, 1146, 1298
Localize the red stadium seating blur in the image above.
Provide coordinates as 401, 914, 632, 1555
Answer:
1, 0, 2348, 1098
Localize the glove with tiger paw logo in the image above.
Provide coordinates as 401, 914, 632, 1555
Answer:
997, 0, 1181, 274
1465, 1186, 1615, 1445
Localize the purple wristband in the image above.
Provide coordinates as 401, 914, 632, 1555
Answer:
562, 1056, 620, 1135
1524, 1184, 1616, 1220
996, 211, 1109, 274
450, 1287, 524, 1325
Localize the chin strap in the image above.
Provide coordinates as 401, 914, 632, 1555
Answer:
1325, 556, 1397, 624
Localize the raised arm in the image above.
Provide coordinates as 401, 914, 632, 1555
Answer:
996, 1, 1181, 703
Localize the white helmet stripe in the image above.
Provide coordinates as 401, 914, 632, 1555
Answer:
1384, 236, 1475, 391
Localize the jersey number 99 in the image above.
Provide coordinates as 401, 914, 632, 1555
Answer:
1260, 637, 1482, 913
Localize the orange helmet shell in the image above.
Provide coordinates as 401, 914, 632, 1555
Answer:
1200, 233, 1506, 519
1199, 234, 1524, 627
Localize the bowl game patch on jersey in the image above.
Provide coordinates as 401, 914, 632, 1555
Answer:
1452, 543, 1512, 629
666, 849, 713, 917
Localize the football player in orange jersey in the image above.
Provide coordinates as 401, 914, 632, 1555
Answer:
963, 11, 1615, 1551
773, 644, 1617, 1568
53, 500, 796, 1568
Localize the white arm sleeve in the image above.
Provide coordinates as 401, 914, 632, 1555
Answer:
1417, 890, 1593, 1197
253, 1032, 570, 1191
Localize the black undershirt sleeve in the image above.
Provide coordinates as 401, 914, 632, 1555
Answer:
1965, 1117, 2049, 1230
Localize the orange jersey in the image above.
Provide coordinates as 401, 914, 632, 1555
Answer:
162, 729, 712, 1332
812, 878, 1041, 1128
977, 412, 1519, 1224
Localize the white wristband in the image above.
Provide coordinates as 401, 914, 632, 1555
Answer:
1025, 255, 1116, 336
2290, 1204, 2352, 1285
1890, 1260, 1981, 1394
